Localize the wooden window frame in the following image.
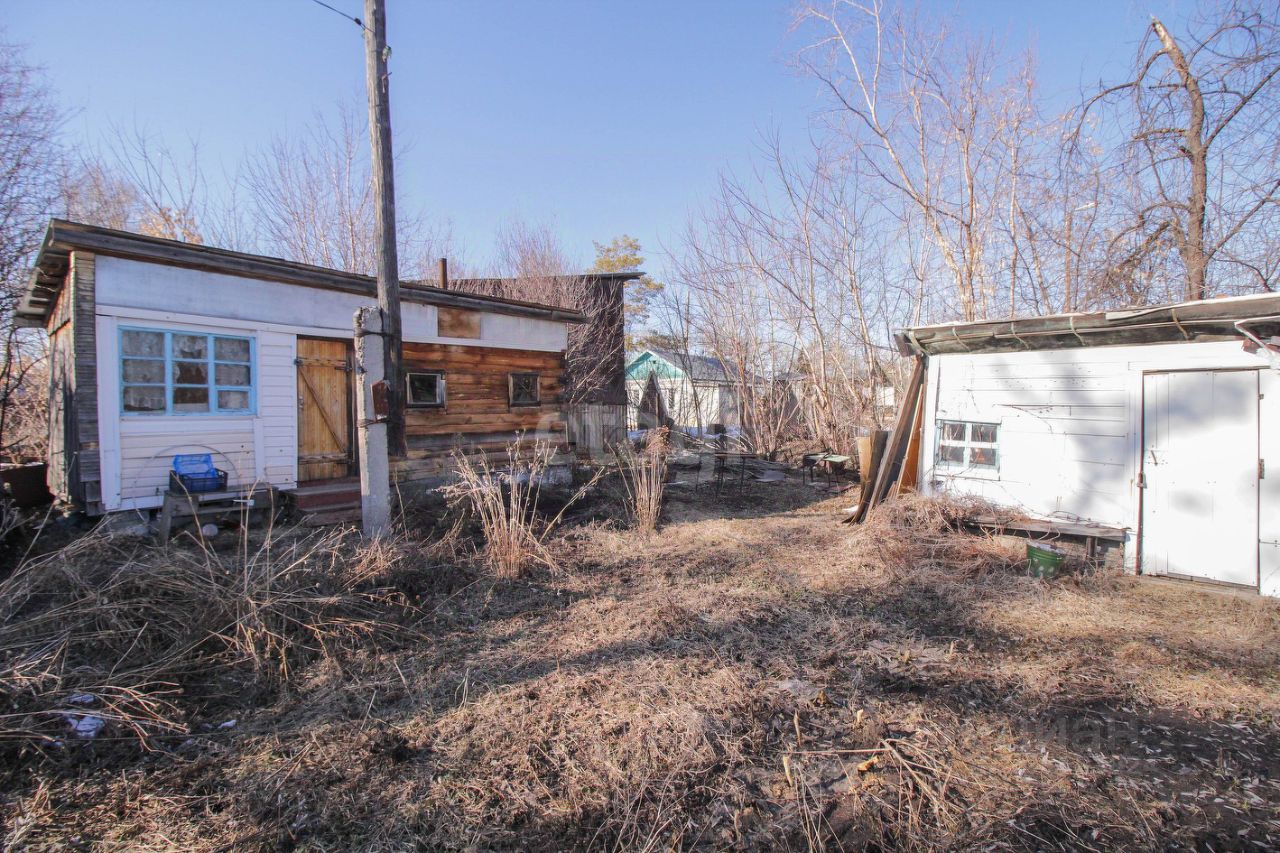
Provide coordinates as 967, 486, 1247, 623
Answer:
935, 419, 999, 471
119, 326, 255, 417
508, 372, 541, 407
405, 371, 446, 408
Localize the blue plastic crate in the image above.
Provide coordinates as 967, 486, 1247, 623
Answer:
170, 454, 227, 494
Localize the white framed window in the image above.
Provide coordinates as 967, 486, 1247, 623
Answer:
120, 327, 254, 416
406, 371, 445, 407
509, 372, 541, 407
936, 420, 999, 470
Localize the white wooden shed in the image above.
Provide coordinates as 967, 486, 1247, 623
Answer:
897, 293, 1280, 597
13, 220, 637, 516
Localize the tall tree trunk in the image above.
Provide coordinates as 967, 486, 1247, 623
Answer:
1153, 18, 1209, 301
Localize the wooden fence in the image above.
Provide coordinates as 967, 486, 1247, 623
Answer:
564, 403, 628, 461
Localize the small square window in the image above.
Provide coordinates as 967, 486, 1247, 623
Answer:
406, 372, 445, 407
173, 386, 210, 413
123, 385, 166, 413
172, 334, 208, 360
215, 337, 251, 362
216, 363, 251, 386
122, 330, 164, 357
173, 360, 209, 385
218, 389, 251, 411
936, 420, 999, 472
509, 373, 540, 406
971, 423, 998, 444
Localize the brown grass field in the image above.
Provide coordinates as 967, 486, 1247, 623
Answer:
2, 475, 1279, 851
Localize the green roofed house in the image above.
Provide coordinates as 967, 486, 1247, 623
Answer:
625, 349, 742, 433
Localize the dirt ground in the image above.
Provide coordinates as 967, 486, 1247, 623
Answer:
3, 475, 1280, 851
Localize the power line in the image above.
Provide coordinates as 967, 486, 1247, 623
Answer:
304, 0, 371, 34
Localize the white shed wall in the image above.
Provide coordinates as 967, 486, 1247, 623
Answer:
96, 313, 298, 512
920, 340, 1269, 567
95, 255, 568, 351
91, 255, 570, 512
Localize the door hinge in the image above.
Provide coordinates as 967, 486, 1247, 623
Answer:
1137, 472, 1146, 489
1261, 459, 1266, 480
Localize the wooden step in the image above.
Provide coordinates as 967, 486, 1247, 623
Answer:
301, 507, 362, 527
293, 478, 362, 511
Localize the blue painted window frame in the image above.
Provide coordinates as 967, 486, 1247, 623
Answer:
119, 326, 256, 416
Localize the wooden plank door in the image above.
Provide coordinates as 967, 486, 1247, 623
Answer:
1140, 369, 1259, 588
297, 337, 354, 482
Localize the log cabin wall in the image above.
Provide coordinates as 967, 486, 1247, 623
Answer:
393, 342, 569, 488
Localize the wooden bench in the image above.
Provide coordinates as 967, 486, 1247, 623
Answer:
156, 486, 280, 542
962, 514, 1128, 566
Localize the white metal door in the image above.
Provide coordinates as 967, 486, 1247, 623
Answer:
1141, 370, 1259, 588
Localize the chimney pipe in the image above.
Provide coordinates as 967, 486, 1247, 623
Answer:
438, 257, 449, 290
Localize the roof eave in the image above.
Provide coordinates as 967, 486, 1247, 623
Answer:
902, 293, 1280, 356
19, 219, 591, 327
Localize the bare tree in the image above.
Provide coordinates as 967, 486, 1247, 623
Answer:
239, 105, 451, 277
796, 0, 1039, 322
0, 39, 62, 461
1084, 2, 1280, 299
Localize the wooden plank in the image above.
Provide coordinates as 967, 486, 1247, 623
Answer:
855, 357, 925, 523
963, 514, 1127, 542
71, 252, 102, 512
897, 378, 926, 492
436, 306, 482, 339
297, 337, 353, 482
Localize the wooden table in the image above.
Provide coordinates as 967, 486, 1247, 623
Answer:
156, 486, 278, 541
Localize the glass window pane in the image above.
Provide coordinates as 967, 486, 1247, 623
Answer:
939, 444, 965, 465
121, 330, 164, 357
123, 385, 165, 413
407, 372, 440, 405
215, 363, 251, 386
941, 422, 966, 441
215, 337, 250, 362
970, 447, 998, 467
218, 389, 250, 411
173, 360, 209, 385
511, 373, 539, 404
971, 423, 998, 443
173, 386, 209, 413
172, 334, 208, 359
122, 359, 165, 384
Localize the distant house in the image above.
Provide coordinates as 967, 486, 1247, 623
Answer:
897, 292, 1280, 597
625, 349, 741, 432
15, 219, 635, 515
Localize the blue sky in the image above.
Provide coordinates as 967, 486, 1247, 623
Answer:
7, 0, 1187, 277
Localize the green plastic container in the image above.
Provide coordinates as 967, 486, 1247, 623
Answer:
1026, 543, 1066, 579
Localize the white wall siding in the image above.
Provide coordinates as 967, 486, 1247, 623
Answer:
95, 255, 566, 351
920, 341, 1267, 542
96, 313, 298, 512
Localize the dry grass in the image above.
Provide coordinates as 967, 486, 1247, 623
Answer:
613, 427, 669, 534
0, 519, 430, 765
2, 481, 1279, 850
440, 439, 602, 577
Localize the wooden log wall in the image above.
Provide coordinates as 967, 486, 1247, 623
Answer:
394, 342, 569, 484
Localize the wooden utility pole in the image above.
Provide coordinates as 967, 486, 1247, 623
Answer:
364, 0, 405, 454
